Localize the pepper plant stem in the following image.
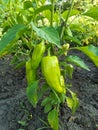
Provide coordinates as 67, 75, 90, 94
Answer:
50, 0, 54, 26
60, 0, 74, 40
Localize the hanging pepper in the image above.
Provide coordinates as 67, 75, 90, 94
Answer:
41, 56, 66, 93
26, 58, 36, 85
31, 40, 45, 70
26, 41, 45, 85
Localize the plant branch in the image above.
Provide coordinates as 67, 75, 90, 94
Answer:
60, 0, 74, 39
50, 0, 54, 26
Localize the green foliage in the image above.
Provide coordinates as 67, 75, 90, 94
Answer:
48, 109, 59, 130
66, 55, 90, 71
26, 80, 39, 108
31, 22, 60, 46
0, 24, 26, 57
18, 120, 28, 126
76, 45, 98, 67
63, 64, 74, 79
83, 7, 98, 21
62, 9, 79, 18
34, 4, 52, 16
66, 89, 79, 115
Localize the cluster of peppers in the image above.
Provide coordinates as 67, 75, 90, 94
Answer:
26, 41, 66, 94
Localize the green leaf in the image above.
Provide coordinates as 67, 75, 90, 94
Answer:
66, 90, 79, 115
66, 96, 79, 115
71, 92, 79, 115
44, 103, 52, 113
26, 80, 39, 108
64, 36, 81, 45
62, 9, 79, 19
38, 85, 49, 100
83, 7, 98, 21
18, 120, 27, 126
66, 55, 90, 71
48, 109, 59, 130
59, 93, 66, 104
14, 61, 26, 69
70, 24, 85, 33
23, 1, 33, 9
31, 22, 60, 47
0, 24, 26, 57
66, 97, 73, 110
41, 97, 51, 107
76, 45, 98, 67
34, 4, 52, 16
65, 27, 73, 37
64, 64, 74, 79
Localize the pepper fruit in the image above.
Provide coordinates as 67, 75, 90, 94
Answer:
62, 43, 70, 51
26, 58, 36, 85
62, 43, 70, 56
32, 41, 45, 70
60, 75, 65, 88
41, 56, 66, 93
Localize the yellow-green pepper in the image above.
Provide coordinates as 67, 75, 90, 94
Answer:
26, 58, 36, 85
32, 41, 45, 69
41, 56, 66, 93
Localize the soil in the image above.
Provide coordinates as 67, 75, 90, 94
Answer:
0, 51, 98, 130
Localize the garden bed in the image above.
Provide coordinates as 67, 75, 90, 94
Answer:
0, 51, 98, 130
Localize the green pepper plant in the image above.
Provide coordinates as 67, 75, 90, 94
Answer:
0, 0, 98, 130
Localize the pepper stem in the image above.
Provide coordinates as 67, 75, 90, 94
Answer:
48, 48, 51, 56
